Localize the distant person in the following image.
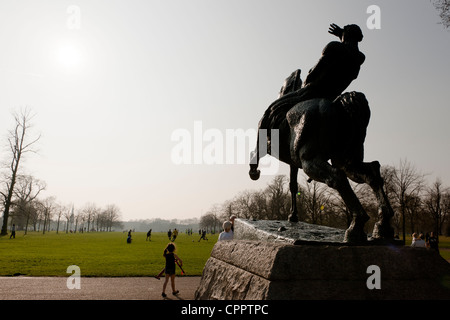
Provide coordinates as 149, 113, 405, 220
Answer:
146, 229, 152, 241
168, 229, 172, 240
10, 224, 16, 239
411, 233, 418, 245
411, 233, 426, 248
171, 228, 178, 242
198, 230, 208, 242
127, 234, 132, 243
218, 221, 234, 241
428, 232, 439, 252
161, 243, 183, 298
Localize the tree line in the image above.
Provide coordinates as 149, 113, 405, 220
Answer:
0, 109, 123, 235
200, 159, 450, 240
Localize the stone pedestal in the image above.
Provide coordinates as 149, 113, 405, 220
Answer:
195, 220, 450, 300
232, 218, 346, 244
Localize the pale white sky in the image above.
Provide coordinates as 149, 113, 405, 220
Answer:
0, 0, 448, 221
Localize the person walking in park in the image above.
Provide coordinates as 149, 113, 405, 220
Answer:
171, 228, 178, 241
198, 229, 208, 242
161, 242, 182, 298
10, 224, 16, 239
146, 229, 152, 241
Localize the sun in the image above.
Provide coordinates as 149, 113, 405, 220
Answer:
57, 41, 84, 72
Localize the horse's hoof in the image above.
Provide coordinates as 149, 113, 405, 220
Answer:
344, 228, 368, 244
249, 169, 260, 181
371, 222, 394, 240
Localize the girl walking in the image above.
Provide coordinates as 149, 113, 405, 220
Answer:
162, 242, 182, 298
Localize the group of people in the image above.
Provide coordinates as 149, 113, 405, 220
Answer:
410, 232, 439, 252
167, 228, 178, 242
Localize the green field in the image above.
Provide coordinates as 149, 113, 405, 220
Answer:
0, 231, 218, 277
1, 232, 449, 277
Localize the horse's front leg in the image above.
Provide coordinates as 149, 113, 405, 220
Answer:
288, 165, 299, 222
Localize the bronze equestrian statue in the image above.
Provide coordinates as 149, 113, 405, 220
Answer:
249, 23, 395, 243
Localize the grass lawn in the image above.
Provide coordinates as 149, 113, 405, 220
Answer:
1, 231, 448, 277
0, 231, 217, 277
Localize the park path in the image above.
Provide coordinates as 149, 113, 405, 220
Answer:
0, 276, 201, 300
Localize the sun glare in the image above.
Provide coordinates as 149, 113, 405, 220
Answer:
57, 42, 83, 72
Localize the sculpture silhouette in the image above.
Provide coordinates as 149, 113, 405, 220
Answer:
249, 24, 395, 243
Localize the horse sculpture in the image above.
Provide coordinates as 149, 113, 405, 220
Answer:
249, 81, 395, 243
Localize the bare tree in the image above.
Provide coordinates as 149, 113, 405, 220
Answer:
265, 175, 290, 220
299, 178, 331, 225
103, 204, 122, 232
41, 197, 56, 234
432, 0, 450, 28
232, 191, 254, 220
199, 212, 221, 233
81, 203, 99, 232
424, 178, 449, 236
203, 204, 221, 233
13, 175, 46, 234
55, 203, 64, 234
1, 109, 40, 235
391, 159, 426, 241
62, 205, 74, 233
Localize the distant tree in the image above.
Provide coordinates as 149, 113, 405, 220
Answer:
199, 212, 221, 233
299, 178, 330, 225
232, 190, 254, 220
0, 109, 40, 235
39, 198, 55, 234
203, 204, 221, 233
55, 203, 64, 234
433, 0, 450, 28
424, 178, 449, 235
12, 174, 46, 233
81, 202, 99, 232
103, 204, 122, 231
390, 159, 426, 241
63, 205, 74, 233
264, 175, 290, 220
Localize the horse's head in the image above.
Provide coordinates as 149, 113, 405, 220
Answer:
334, 91, 370, 145
335, 91, 370, 130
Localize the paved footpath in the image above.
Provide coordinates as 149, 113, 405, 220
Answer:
0, 276, 201, 300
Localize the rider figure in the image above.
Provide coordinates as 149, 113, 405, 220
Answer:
250, 24, 365, 178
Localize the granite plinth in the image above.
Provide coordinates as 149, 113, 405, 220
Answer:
195, 219, 450, 300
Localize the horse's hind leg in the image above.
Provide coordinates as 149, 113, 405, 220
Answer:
301, 158, 369, 243
343, 161, 395, 240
